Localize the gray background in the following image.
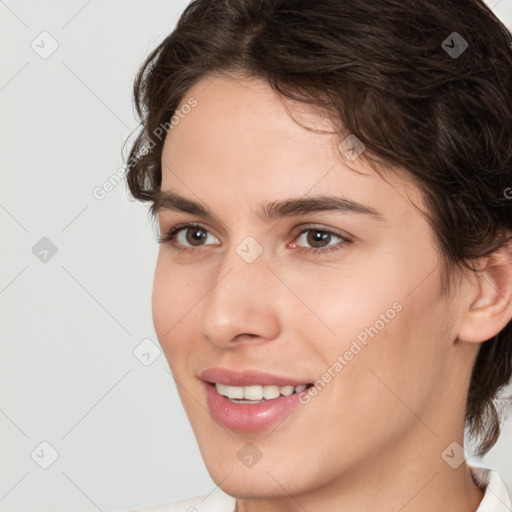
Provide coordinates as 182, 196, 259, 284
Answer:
1, 1, 511, 511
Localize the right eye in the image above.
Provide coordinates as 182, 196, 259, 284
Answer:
158, 223, 221, 252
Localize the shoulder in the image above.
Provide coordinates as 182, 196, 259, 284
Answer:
126, 491, 237, 512
469, 464, 512, 512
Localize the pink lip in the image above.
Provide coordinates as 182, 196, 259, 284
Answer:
199, 367, 311, 387
199, 368, 313, 433
203, 382, 308, 432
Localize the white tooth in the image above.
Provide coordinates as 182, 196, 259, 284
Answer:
263, 385, 280, 399
280, 385, 294, 396
244, 385, 264, 400
215, 383, 228, 396
216, 382, 308, 400
225, 385, 244, 399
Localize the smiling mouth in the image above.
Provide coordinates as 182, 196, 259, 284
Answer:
210, 382, 314, 404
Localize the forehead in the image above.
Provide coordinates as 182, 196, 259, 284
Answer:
160, 75, 425, 221
166, 75, 345, 167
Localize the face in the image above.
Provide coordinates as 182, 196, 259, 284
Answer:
152, 75, 466, 498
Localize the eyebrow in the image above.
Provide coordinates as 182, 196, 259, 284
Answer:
152, 190, 385, 223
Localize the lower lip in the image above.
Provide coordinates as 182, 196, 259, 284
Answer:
204, 382, 307, 433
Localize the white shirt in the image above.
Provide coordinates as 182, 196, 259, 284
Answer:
128, 465, 511, 512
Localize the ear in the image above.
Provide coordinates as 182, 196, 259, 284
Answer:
457, 242, 512, 343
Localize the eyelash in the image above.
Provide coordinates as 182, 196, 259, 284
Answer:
158, 222, 351, 256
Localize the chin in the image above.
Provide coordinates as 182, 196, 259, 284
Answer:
202, 449, 326, 499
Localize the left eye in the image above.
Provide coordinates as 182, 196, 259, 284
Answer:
293, 228, 345, 250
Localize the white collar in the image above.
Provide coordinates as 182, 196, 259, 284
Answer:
470, 464, 511, 512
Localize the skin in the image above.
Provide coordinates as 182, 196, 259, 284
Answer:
152, 74, 512, 512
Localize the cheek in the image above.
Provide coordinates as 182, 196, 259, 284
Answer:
297, 250, 450, 410
151, 256, 196, 365
281, 255, 404, 349
151, 258, 173, 343
152, 253, 201, 328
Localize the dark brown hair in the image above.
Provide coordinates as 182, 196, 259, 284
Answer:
124, 0, 512, 457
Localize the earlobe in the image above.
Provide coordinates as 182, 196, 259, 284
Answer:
457, 244, 512, 343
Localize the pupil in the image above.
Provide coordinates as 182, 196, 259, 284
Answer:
187, 228, 206, 246
307, 230, 330, 248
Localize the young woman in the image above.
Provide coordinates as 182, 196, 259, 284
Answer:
124, 1, 512, 510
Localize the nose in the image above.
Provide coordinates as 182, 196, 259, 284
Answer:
197, 244, 281, 348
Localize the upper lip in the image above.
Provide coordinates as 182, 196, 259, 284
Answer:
200, 367, 312, 387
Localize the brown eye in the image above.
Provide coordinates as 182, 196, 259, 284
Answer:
185, 227, 208, 246
306, 229, 332, 248
162, 223, 221, 250
292, 227, 349, 255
